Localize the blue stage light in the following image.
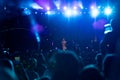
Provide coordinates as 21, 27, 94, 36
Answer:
23, 8, 31, 15
46, 11, 55, 15
46, 11, 51, 15
35, 32, 40, 43
63, 6, 67, 10
30, 3, 43, 9
73, 6, 77, 10
57, 7, 60, 10
64, 9, 72, 17
54, 1, 60, 10
104, 7, 112, 16
64, 8, 79, 17
91, 8, 99, 18
46, 6, 50, 11
78, 2, 84, 9
73, 10, 79, 16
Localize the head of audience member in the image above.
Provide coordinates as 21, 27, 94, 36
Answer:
95, 53, 103, 71
0, 68, 18, 80
0, 59, 18, 80
28, 58, 37, 70
102, 54, 120, 80
40, 76, 51, 80
49, 50, 79, 80
79, 64, 104, 80
0, 59, 14, 71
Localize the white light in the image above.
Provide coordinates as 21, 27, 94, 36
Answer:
73, 10, 78, 16
30, 3, 43, 9
63, 6, 67, 10
46, 11, 51, 15
46, 6, 50, 10
64, 9, 78, 17
57, 7, 60, 10
54, 1, 60, 10
73, 6, 77, 10
66, 10, 72, 16
46, 11, 55, 15
64, 9, 72, 17
91, 6, 95, 9
91, 8, 99, 18
104, 7, 112, 16
98, 6, 101, 9
78, 2, 84, 9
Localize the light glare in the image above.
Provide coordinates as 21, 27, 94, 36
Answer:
30, 3, 43, 9
73, 6, 77, 10
91, 8, 99, 18
63, 6, 67, 10
65, 9, 72, 16
23, 8, 31, 15
104, 7, 112, 16
46, 6, 50, 10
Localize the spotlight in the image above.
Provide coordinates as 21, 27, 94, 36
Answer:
54, 1, 60, 10
73, 10, 79, 16
78, 2, 84, 9
57, 7, 60, 10
23, 8, 31, 15
46, 6, 50, 11
63, 6, 67, 10
73, 6, 77, 10
46, 11, 51, 15
30, 3, 43, 9
104, 7, 112, 16
91, 8, 99, 18
98, 6, 101, 9
46, 11, 55, 15
64, 9, 78, 17
91, 5, 96, 9
35, 32, 40, 42
65, 9, 72, 17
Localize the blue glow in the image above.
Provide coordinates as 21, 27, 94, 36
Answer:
46, 11, 51, 14
54, 1, 60, 10
46, 11, 55, 15
35, 32, 40, 42
57, 7, 60, 10
104, 7, 112, 16
73, 10, 79, 16
23, 8, 31, 15
78, 2, 84, 9
46, 11, 53, 15
98, 6, 101, 9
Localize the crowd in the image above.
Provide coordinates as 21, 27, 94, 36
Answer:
0, 20, 120, 80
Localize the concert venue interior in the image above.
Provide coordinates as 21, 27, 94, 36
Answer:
0, 0, 120, 80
